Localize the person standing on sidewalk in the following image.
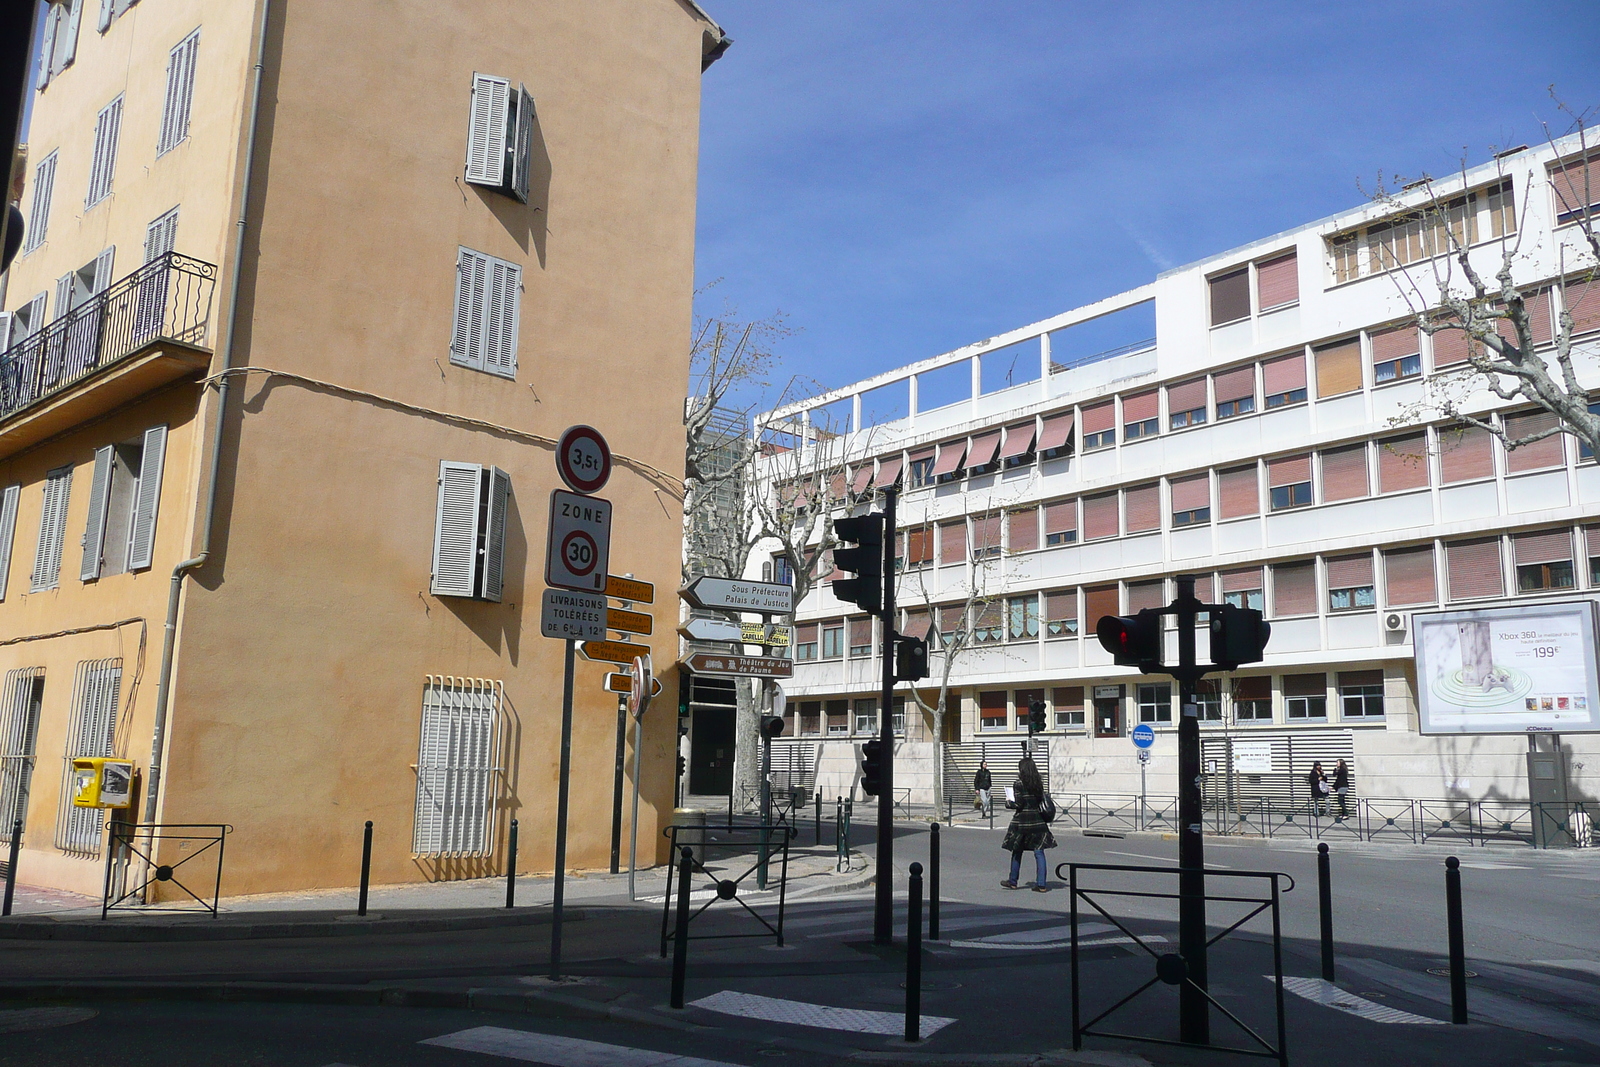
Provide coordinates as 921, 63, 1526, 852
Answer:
1000, 756, 1055, 893
974, 760, 992, 818
1332, 759, 1351, 820
1307, 761, 1329, 816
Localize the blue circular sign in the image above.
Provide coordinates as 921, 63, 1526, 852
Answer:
1131, 723, 1156, 749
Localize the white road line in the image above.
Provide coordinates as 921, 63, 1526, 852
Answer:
422, 1026, 745, 1067
948, 933, 1167, 951
964, 921, 1116, 944
1102, 850, 1231, 868
688, 990, 957, 1036
1276, 976, 1443, 1024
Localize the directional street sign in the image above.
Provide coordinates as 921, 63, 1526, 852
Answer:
580, 639, 646, 665
546, 490, 612, 593
1131, 722, 1156, 749
683, 652, 794, 679
606, 575, 655, 603
607, 606, 653, 636
606, 672, 664, 697
679, 576, 794, 615
556, 424, 611, 495
540, 589, 606, 641
742, 622, 791, 647
678, 616, 743, 643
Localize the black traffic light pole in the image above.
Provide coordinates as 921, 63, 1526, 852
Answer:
1170, 574, 1209, 1045
873, 485, 898, 946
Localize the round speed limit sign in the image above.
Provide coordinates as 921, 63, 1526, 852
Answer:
556, 425, 611, 495
560, 530, 599, 577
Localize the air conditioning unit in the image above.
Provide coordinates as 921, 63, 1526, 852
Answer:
1383, 612, 1408, 635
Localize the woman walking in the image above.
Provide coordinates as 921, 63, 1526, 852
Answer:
1000, 756, 1056, 892
1332, 759, 1351, 820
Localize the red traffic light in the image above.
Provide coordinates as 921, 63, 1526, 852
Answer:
1096, 610, 1163, 670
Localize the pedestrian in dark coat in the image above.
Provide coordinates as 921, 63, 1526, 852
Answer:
1307, 762, 1329, 816
1001, 756, 1056, 892
1332, 760, 1351, 819
973, 760, 992, 817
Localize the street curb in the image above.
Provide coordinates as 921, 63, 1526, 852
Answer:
847, 1051, 1150, 1066
0, 907, 584, 943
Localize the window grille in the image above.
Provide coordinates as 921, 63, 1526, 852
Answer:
413, 676, 502, 857
55, 659, 121, 855
0, 668, 45, 844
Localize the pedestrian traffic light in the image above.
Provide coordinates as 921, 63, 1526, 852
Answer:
1209, 603, 1272, 670
831, 514, 886, 613
761, 715, 786, 740
860, 737, 883, 797
1028, 698, 1047, 734
676, 755, 686, 777
894, 635, 929, 681
1096, 609, 1163, 671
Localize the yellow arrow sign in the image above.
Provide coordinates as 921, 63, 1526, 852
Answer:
608, 606, 653, 636
606, 672, 664, 696
606, 575, 655, 603
580, 639, 647, 665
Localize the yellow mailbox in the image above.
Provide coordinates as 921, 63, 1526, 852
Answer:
71, 758, 134, 809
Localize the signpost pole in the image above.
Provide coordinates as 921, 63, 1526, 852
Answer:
610, 694, 627, 874
1173, 575, 1208, 1045
550, 637, 576, 978
628, 701, 644, 900
873, 485, 899, 946
758, 681, 773, 890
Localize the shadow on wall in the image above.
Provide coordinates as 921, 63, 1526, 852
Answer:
439, 487, 526, 666
474, 108, 550, 268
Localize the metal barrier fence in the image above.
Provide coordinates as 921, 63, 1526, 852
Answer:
1048, 792, 1599, 848
658, 821, 793, 957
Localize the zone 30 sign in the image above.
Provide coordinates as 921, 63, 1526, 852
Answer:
546, 489, 612, 593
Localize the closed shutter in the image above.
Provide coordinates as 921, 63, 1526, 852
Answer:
1588, 526, 1600, 559
1008, 507, 1038, 553
1221, 566, 1262, 593
157, 30, 200, 155
126, 425, 167, 571
1567, 280, 1600, 336
1439, 426, 1494, 482
907, 526, 932, 565
1209, 268, 1250, 325
1383, 546, 1437, 606
938, 520, 966, 563
144, 209, 178, 261
1081, 401, 1114, 435
36, 5, 57, 89
1283, 673, 1325, 698
23, 153, 55, 253
1045, 591, 1076, 633
1218, 465, 1259, 518
939, 604, 965, 637
1503, 411, 1564, 471
1267, 454, 1310, 487
483, 257, 520, 378
56, 658, 121, 854
1272, 562, 1316, 616
0, 486, 19, 601
1000, 421, 1036, 460
972, 514, 1000, 554
413, 678, 500, 856
1083, 493, 1118, 540
1044, 499, 1076, 538
55, 273, 74, 320
478, 466, 510, 602
1446, 538, 1504, 599
1084, 585, 1119, 625
1551, 153, 1600, 220
1371, 324, 1419, 363
86, 95, 123, 207
1262, 353, 1306, 396
1319, 445, 1369, 501
432, 461, 483, 597
465, 74, 511, 185
1053, 687, 1085, 712
1314, 339, 1362, 397
31, 467, 72, 592
79, 445, 113, 581
92, 246, 115, 294
1213, 364, 1254, 406
1170, 473, 1209, 512
512, 85, 534, 203
452, 248, 489, 370
849, 616, 873, 650
797, 622, 819, 646
1512, 529, 1572, 566
1124, 484, 1160, 532
1126, 580, 1164, 613
1378, 433, 1429, 492
1256, 252, 1298, 310
1167, 377, 1206, 414
1326, 553, 1373, 589
1233, 675, 1270, 701
1122, 390, 1158, 423
58, 0, 83, 68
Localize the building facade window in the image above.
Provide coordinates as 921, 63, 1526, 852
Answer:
1171, 473, 1210, 526
1338, 670, 1385, 719
86, 95, 124, 209
1194, 679, 1223, 721
826, 699, 848, 735
907, 450, 935, 489
1007, 594, 1040, 641
1007, 507, 1039, 553
853, 698, 878, 735
1044, 499, 1077, 545
848, 616, 873, 658
794, 623, 818, 661
1082, 401, 1116, 451
451, 247, 520, 378
157, 29, 201, 156
1221, 567, 1264, 611
972, 601, 1003, 644
55, 658, 122, 855
1045, 590, 1078, 637
938, 520, 966, 565
1268, 455, 1312, 510
979, 691, 1007, 731
413, 676, 501, 856
971, 514, 1002, 559
1326, 553, 1375, 611
464, 74, 535, 202
30, 466, 72, 593
773, 554, 794, 586
1209, 268, 1250, 326
1272, 561, 1317, 617
1137, 682, 1172, 724
1053, 686, 1085, 728
799, 701, 821, 736
23, 152, 56, 254
820, 621, 844, 659
1213, 365, 1255, 419
1262, 353, 1307, 408
1513, 529, 1575, 592
1232, 676, 1272, 721
1284, 674, 1327, 720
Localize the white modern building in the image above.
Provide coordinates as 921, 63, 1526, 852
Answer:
746, 136, 1600, 832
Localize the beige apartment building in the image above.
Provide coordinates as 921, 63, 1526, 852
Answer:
0, 0, 723, 899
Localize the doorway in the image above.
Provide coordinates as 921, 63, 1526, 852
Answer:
688, 705, 735, 796
1093, 684, 1123, 738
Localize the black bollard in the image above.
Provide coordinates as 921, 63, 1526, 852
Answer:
815, 791, 822, 847
357, 820, 373, 916
928, 822, 940, 941
946, 789, 952, 826
1317, 842, 1334, 981
2, 820, 20, 917
905, 861, 923, 1042
1445, 856, 1467, 1024
506, 819, 519, 908
670, 845, 693, 1009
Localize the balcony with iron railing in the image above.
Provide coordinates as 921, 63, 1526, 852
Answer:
0, 252, 218, 457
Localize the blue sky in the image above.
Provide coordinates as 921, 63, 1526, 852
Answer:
693, 1, 1600, 398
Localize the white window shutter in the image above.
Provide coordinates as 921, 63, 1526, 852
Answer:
479, 466, 511, 602
80, 445, 113, 581
431, 461, 482, 597
511, 85, 534, 203
31, 467, 72, 592
97, 0, 113, 32
0, 313, 12, 352
37, 8, 58, 89
450, 248, 488, 370
0, 485, 20, 601
23, 153, 54, 253
54, 273, 74, 319
483, 258, 519, 378
145, 208, 178, 262
92, 246, 115, 293
126, 424, 167, 571
58, 0, 83, 70
158, 30, 199, 155
23, 293, 47, 338
465, 74, 510, 186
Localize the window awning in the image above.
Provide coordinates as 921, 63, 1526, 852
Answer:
1000, 422, 1036, 460
873, 455, 904, 488
930, 441, 966, 477
850, 464, 874, 494
967, 432, 1000, 468
1038, 413, 1074, 451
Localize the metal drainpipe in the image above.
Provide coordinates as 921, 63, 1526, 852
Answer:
142, 0, 271, 825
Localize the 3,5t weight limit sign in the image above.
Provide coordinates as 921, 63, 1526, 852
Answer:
546, 490, 612, 592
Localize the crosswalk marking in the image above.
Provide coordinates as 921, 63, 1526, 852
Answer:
688, 990, 957, 1036
422, 1026, 746, 1067
1276, 977, 1443, 1024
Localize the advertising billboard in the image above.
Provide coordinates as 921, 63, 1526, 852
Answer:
1413, 601, 1600, 735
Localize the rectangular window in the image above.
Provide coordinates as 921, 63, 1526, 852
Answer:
23, 151, 55, 254
1123, 484, 1160, 533
37, 0, 83, 87
1272, 561, 1316, 617
1504, 411, 1565, 472
1122, 390, 1158, 440
966, 431, 1001, 476
773, 554, 794, 586
972, 601, 1003, 644
1084, 585, 1119, 631
971, 514, 1001, 559
1590, 527, 1600, 586
1326, 553, 1375, 611
1384, 545, 1437, 607
938, 520, 966, 565
1124, 417, 1158, 440
1218, 465, 1260, 519
1372, 323, 1421, 383
1232, 676, 1272, 721
451, 247, 520, 378
1377, 433, 1429, 492
1167, 377, 1208, 429
1213, 365, 1255, 419
907, 449, 935, 489
873, 455, 904, 490
1045, 590, 1078, 638
1256, 251, 1298, 311
1171, 473, 1210, 526
1137, 682, 1173, 724
1267, 455, 1312, 510
1082, 493, 1118, 540
820, 621, 844, 659
30, 466, 72, 593
1284, 673, 1327, 721
1007, 594, 1040, 641
1262, 353, 1307, 408
55, 658, 121, 855
1126, 579, 1164, 613
430, 461, 511, 601
1446, 538, 1504, 600
1038, 413, 1074, 461
1000, 421, 1037, 468
938, 603, 966, 645
1081, 401, 1116, 450
157, 29, 200, 156
1007, 507, 1038, 553
979, 691, 1008, 731
0, 485, 18, 601
80, 429, 163, 581
1339, 670, 1385, 719
1044, 499, 1077, 545
1439, 426, 1495, 483
464, 74, 535, 202
848, 616, 873, 657
799, 701, 821, 736
1209, 268, 1250, 326
795, 623, 818, 661
1513, 529, 1575, 593
930, 440, 967, 484
1221, 567, 1264, 611
1194, 679, 1223, 721
413, 676, 501, 856
1053, 686, 1085, 728
1550, 152, 1600, 227
1314, 338, 1362, 398
826, 700, 849, 735
1320, 444, 1369, 502
854, 698, 878, 735
86, 95, 124, 209
0, 667, 45, 846
1486, 179, 1517, 237
905, 526, 933, 568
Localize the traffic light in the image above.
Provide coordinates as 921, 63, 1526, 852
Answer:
676, 755, 687, 777
1028, 698, 1047, 734
1209, 603, 1272, 670
894, 635, 929, 681
832, 514, 886, 613
761, 715, 786, 740
1096, 609, 1163, 671
860, 737, 883, 796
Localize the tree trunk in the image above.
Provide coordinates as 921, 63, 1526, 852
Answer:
732, 676, 762, 813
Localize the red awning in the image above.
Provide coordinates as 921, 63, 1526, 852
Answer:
929, 441, 966, 477
873, 455, 904, 488
850, 464, 874, 494
1000, 422, 1036, 459
1038, 413, 1074, 451
967, 432, 1001, 468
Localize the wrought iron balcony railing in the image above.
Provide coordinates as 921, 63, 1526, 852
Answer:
0, 252, 218, 421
